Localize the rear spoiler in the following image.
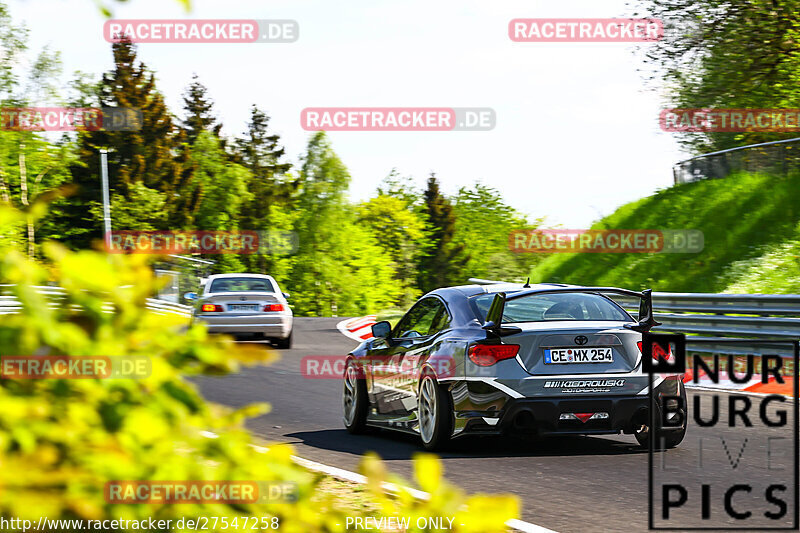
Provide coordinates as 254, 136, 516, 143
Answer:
482, 287, 660, 336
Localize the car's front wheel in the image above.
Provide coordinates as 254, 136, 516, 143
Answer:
418, 373, 453, 451
343, 361, 368, 434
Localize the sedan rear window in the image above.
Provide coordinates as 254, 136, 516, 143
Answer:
208, 278, 274, 293
470, 292, 631, 323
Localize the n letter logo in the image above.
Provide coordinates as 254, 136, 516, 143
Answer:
642, 332, 686, 374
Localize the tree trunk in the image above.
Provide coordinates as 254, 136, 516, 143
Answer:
18, 143, 34, 259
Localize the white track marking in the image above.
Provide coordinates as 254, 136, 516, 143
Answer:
336, 315, 376, 342
201, 431, 557, 532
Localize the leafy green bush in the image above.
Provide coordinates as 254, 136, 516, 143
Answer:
723, 237, 800, 293
0, 205, 517, 531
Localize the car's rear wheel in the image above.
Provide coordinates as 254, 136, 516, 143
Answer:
274, 332, 292, 349
418, 374, 453, 451
343, 361, 368, 434
635, 385, 687, 449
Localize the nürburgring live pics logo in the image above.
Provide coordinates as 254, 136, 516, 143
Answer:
645, 332, 799, 530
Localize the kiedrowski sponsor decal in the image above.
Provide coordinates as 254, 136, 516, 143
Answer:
544, 379, 626, 388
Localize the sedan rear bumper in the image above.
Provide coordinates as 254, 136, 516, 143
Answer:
195, 313, 292, 338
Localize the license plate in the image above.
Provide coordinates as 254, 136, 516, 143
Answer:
544, 347, 613, 364
228, 304, 260, 311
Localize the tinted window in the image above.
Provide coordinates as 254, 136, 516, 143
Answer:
428, 305, 452, 335
394, 297, 447, 338
208, 278, 275, 293
471, 292, 630, 323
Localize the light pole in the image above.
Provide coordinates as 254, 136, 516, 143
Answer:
100, 149, 112, 250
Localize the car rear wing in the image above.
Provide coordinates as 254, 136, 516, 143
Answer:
482, 287, 660, 336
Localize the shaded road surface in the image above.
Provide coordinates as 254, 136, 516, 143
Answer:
194, 317, 797, 532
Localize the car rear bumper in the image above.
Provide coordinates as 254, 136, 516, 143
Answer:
498, 395, 649, 435
451, 376, 684, 437
195, 314, 292, 338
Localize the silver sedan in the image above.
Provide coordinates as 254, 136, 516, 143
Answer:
186, 273, 293, 348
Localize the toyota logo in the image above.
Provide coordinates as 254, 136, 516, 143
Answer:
239, 297, 247, 301
574, 335, 588, 345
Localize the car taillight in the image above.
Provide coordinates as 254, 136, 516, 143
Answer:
468, 344, 520, 366
202, 304, 223, 312
637, 341, 642, 353
263, 303, 284, 312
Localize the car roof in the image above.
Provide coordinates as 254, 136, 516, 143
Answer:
207, 273, 275, 280
442, 282, 581, 298
411, 282, 632, 328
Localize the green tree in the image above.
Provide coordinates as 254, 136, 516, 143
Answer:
290, 133, 399, 315
452, 183, 542, 283
235, 105, 295, 275
0, 135, 74, 257
358, 194, 426, 307
181, 73, 221, 144
417, 174, 465, 293
0, 2, 72, 258
376, 168, 421, 207
636, 0, 800, 152
88, 181, 166, 232
59, 39, 194, 247
188, 131, 251, 231
0, 2, 28, 104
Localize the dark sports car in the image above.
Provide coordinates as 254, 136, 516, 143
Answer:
342, 281, 686, 450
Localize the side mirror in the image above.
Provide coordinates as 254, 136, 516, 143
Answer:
184, 292, 198, 301
371, 320, 392, 339
283, 292, 291, 299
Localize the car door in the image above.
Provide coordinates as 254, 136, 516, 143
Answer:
374, 297, 449, 415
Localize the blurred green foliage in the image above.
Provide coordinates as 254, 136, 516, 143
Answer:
361, 453, 518, 533
0, 203, 518, 531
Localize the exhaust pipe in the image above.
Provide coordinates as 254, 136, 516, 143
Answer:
512, 409, 536, 431
625, 407, 649, 434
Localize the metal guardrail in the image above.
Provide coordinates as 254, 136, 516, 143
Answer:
0, 285, 193, 318
144, 298, 193, 318
468, 279, 800, 358
672, 136, 800, 184
614, 293, 800, 358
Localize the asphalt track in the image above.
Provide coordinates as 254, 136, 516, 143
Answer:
194, 317, 799, 533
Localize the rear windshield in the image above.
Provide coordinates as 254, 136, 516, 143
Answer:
208, 278, 274, 293
470, 292, 631, 323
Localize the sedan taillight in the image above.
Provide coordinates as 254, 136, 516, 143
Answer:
263, 303, 284, 312
468, 344, 520, 366
201, 304, 223, 312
